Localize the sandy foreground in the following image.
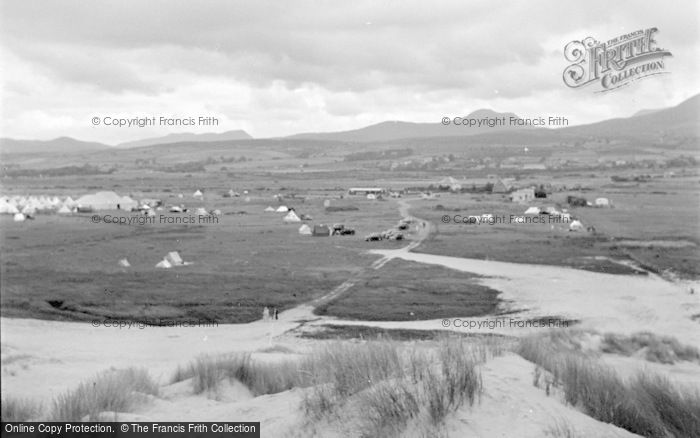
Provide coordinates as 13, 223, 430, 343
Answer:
2, 248, 699, 437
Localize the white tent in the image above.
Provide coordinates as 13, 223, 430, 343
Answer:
595, 198, 610, 207
283, 210, 301, 223
0, 201, 19, 215
366, 194, 377, 200
298, 224, 312, 235
524, 206, 540, 215
264, 206, 275, 212
193, 190, 203, 198
195, 207, 209, 216
64, 196, 77, 207
169, 205, 183, 213
276, 206, 289, 213
76, 191, 137, 211
118, 258, 131, 267
13, 213, 26, 222
569, 220, 584, 232
165, 251, 183, 266
155, 259, 172, 269
323, 200, 331, 208
58, 205, 72, 214
21, 205, 37, 215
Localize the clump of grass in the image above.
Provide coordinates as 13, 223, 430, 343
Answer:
601, 332, 700, 364
517, 332, 700, 438
303, 342, 403, 419
358, 380, 420, 437
545, 418, 581, 438
173, 352, 309, 396
303, 337, 486, 436
51, 368, 158, 421
1, 396, 42, 421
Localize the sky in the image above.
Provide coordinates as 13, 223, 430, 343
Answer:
1, 0, 698, 145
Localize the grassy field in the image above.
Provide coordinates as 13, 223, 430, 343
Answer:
410, 175, 700, 278
0, 191, 408, 323
314, 260, 501, 321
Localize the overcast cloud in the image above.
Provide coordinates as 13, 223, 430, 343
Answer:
1, 0, 698, 144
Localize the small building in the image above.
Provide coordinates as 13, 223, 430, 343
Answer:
510, 188, 535, 203
313, 224, 331, 236
348, 188, 385, 196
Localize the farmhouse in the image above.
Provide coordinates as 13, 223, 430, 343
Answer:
348, 187, 385, 195
510, 188, 535, 203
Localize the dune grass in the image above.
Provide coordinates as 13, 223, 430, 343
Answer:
601, 331, 700, 364
517, 333, 700, 438
171, 337, 495, 437
1, 396, 42, 421
51, 368, 158, 421
172, 352, 307, 396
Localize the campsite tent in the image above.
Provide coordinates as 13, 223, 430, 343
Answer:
195, 207, 209, 216
283, 211, 301, 223
298, 224, 312, 235
524, 206, 540, 215
569, 220, 584, 232
264, 206, 275, 212
76, 191, 137, 210
13, 213, 25, 222
193, 190, 203, 198
155, 259, 172, 269
595, 198, 611, 207
57, 205, 72, 214
165, 251, 183, 266
366, 194, 377, 200
118, 258, 131, 267
276, 206, 289, 213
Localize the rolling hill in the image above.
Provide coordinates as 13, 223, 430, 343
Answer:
287, 109, 525, 143
0, 137, 110, 155
116, 129, 253, 148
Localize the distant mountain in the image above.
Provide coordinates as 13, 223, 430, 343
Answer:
287, 109, 525, 142
632, 108, 661, 117
116, 130, 253, 148
0, 136, 110, 155
562, 94, 700, 139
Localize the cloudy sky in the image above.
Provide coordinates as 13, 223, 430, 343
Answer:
1, 0, 698, 144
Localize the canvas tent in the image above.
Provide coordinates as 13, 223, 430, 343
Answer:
118, 258, 131, 267
569, 220, 584, 232
13, 213, 25, 222
298, 224, 312, 235
524, 206, 540, 215
264, 206, 275, 212
276, 206, 289, 213
193, 190, 203, 198
58, 205, 72, 214
195, 207, 209, 216
76, 191, 137, 211
595, 198, 611, 207
155, 259, 172, 269
165, 251, 183, 266
283, 211, 301, 223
